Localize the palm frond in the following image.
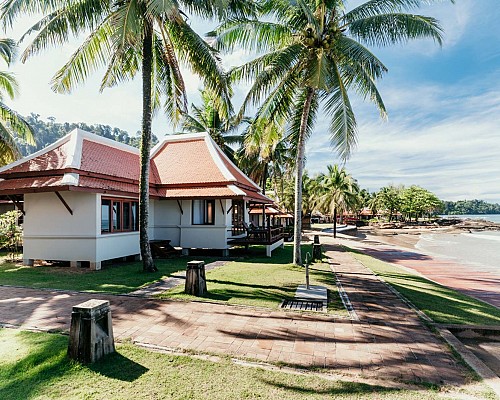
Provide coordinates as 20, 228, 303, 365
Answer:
334, 36, 387, 117
0, 101, 35, 145
0, 121, 20, 165
19, 0, 109, 61
210, 19, 293, 53
321, 61, 358, 161
348, 13, 443, 46
247, 63, 302, 125
166, 17, 232, 120
0, 71, 19, 100
0, 38, 16, 65
287, 86, 319, 149
50, 20, 114, 93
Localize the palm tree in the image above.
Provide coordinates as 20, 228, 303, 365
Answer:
2, 0, 241, 271
317, 164, 359, 238
0, 38, 34, 165
180, 89, 246, 161
239, 119, 293, 195
214, 0, 446, 265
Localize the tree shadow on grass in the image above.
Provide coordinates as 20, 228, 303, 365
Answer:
379, 274, 500, 325
0, 330, 69, 400
88, 350, 148, 381
258, 376, 398, 396
203, 287, 294, 304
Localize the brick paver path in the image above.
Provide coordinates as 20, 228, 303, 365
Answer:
344, 236, 500, 308
0, 246, 468, 385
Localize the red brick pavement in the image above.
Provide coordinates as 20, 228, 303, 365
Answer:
0, 247, 469, 385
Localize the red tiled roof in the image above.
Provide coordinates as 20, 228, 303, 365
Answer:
0, 130, 269, 202
249, 206, 280, 214
0, 176, 65, 193
158, 186, 240, 199
0, 142, 70, 176
80, 140, 140, 181
239, 188, 273, 204
152, 138, 227, 184
213, 146, 259, 190
77, 176, 161, 197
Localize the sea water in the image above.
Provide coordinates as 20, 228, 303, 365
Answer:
439, 214, 500, 223
416, 230, 500, 274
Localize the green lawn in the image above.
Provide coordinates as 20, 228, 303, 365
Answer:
158, 245, 345, 314
0, 254, 212, 294
1, 328, 494, 400
346, 247, 500, 326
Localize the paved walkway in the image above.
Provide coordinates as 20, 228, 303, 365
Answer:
342, 235, 500, 308
0, 245, 468, 386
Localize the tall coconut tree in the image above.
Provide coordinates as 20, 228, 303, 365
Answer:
213, 0, 447, 265
1, 0, 246, 271
317, 164, 359, 238
0, 38, 34, 165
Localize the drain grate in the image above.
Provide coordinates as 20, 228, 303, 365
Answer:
281, 299, 325, 312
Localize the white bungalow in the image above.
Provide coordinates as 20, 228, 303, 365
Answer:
0, 129, 280, 269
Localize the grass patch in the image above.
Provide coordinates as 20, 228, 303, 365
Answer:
2, 328, 494, 400
0, 255, 212, 294
345, 247, 500, 326
160, 245, 345, 314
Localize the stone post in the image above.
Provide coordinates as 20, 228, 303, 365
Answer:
68, 299, 115, 363
312, 235, 322, 261
185, 260, 207, 296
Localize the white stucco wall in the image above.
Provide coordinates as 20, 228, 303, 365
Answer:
23, 191, 98, 262
23, 192, 141, 263
152, 199, 182, 246
153, 198, 236, 249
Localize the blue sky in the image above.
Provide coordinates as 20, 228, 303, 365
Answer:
5, 0, 500, 202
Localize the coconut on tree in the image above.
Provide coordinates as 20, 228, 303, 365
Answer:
213, 0, 447, 265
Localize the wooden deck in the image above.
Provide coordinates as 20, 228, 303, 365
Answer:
227, 226, 284, 246
227, 227, 285, 257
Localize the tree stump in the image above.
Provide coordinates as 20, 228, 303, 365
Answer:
185, 260, 207, 296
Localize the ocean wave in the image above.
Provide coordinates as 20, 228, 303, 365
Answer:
462, 232, 500, 242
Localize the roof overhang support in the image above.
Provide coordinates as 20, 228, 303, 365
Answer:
219, 199, 225, 214
7, 195, 25, 216
226, 204, 234, 215
176, 200, 184, 215
55, 191, 73, 215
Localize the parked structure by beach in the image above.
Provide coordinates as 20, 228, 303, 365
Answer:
0, 129, 272, 268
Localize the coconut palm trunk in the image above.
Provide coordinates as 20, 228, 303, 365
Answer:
293, 88, 314, 266
333, 207, 337, 239
139, 25, 157, 272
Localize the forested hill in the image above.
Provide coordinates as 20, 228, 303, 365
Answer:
442, 200, 500, 215
18, 113, 158, 156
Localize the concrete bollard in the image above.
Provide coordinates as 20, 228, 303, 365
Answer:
312, 243, 322, 261
68, 299, 115, 363
185, 260, 207, 296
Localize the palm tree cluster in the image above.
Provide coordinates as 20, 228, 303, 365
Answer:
0, 38, 33, 165
0, 0, 450, 268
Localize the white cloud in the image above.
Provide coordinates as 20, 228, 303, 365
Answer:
305, 74, 500, 202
